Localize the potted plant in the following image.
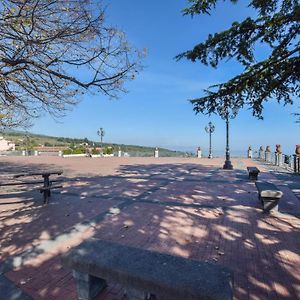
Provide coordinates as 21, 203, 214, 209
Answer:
265, 146, 271, 162
276, 144, 282, 153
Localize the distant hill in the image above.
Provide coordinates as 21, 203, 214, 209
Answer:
1, 131, 190, 157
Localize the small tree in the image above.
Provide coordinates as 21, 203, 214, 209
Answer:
83, 137, 89, 145
177, 0, 299, 119
0, 0, 143, 128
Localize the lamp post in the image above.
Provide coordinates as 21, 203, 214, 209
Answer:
25, 132, 30, 155
221, 106, 237, 170
205, 122, 215, 159
97, 128, 105, 149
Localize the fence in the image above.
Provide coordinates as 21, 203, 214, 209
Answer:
0, 150, 23, 156
257, 150, 299, 174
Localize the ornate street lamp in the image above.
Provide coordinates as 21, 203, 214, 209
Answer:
205, 121, 215, 159
97, 127, 105, 148
24, 132, 30, 155
220, 106, 238, 170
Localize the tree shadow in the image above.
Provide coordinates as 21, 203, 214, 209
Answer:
1, 159, 299, 300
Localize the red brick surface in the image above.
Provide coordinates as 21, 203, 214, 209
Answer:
1, 156, 299, 300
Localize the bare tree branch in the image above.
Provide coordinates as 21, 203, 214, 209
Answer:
0, 0, 144, 128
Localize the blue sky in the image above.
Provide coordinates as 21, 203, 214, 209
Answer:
31, 0, 299, 155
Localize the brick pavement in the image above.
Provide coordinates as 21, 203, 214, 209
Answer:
0, 156, 299, 300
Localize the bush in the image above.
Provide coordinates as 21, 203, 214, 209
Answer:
63, 148, 86, 155
63, 148, 73, 155
103, 146, 113, 155
91, 148, 100, 155
72, 148, 86, 154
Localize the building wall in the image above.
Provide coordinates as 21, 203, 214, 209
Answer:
0, 137, 15, 151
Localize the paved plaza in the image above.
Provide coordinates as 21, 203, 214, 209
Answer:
0, 156, 299, 300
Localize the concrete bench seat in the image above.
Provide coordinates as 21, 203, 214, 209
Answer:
255, 181, 283, 212
247, 166, 260, 180
61, 239, 233, 300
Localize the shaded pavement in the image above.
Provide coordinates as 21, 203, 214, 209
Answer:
0, 156, 299, 300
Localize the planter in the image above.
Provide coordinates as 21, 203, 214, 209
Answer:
258, 146, 264, 159
62, 154, 87, 158
265, 150, 271, 162
296, 145, 300, 155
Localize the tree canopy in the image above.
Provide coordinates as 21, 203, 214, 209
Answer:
177, 0, 299, 119
0, 0, 143, 128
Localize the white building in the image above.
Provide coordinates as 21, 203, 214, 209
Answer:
0, 136, 15, 151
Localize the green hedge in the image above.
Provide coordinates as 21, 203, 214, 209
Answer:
62, 148, 73, 155
103, 146, 113, 155
63, 148, 86, 155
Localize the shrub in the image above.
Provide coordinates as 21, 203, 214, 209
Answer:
72, 147, 86, 154
63, 148, 73, 155
91, 148, 100, 155
63, 148, 86, 155
103, 146, 113, 155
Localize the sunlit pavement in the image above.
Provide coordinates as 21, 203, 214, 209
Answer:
0, 156, 299, 300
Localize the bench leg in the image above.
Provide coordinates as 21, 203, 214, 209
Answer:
72, 271, 107, 300
43, 175, 51, 204
43, 191, 48, 204
125, 287, 156, 300
249, 173, 258, 180
261, 198, 279, 212
48, 181, 52, 197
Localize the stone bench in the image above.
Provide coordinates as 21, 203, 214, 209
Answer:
255, 181, 283, 212
3, 170, 64, 204
0, 177, 63, 204
39, 183, 63, 203
247, 166, 260, 180
61, 239, 233, 300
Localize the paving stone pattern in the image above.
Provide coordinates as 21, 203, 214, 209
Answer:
0, 156, 299, 300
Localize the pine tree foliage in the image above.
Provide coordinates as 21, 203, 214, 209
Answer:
177, 0, 300, 118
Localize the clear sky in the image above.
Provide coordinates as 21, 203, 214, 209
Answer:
30, 0, 299, 155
